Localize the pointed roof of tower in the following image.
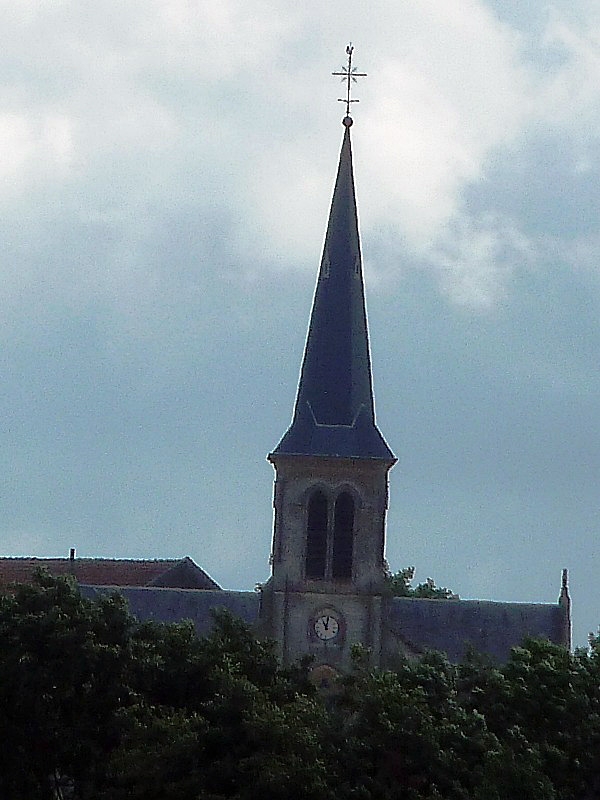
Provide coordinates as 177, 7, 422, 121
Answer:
272, 120, 394, 461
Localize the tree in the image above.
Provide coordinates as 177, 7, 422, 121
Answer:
2, 571, 600, 800
385, 566, 458, 599
0, 570, 134, 798
106, 611, 332, 800
332, 649, 554, 800
0, 572, 329, 799
457, 637, 600, 800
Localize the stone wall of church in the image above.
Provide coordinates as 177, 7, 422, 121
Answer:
263, 586, 384, 670
268, 454, 391, 594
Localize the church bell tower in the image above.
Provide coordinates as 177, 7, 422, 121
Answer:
264, 52, 396, 670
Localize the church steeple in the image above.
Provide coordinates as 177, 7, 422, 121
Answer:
264, 57, 396, 669
272, 119, 394, 462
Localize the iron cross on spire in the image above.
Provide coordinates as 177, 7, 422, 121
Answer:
332, 44, 367, 122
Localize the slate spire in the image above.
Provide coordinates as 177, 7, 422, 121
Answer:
272, 120, 394, 461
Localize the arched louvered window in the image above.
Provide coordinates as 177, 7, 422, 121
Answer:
305, 491, 328, 578
332, 492, 354, 580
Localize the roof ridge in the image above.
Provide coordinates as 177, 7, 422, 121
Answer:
0, 556, 183, 563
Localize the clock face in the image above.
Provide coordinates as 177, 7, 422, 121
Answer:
314, 613, 340, 641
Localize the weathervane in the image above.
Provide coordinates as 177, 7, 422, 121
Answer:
332, 43, 367, 125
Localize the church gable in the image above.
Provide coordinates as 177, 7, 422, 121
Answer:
146, 556, 221, 590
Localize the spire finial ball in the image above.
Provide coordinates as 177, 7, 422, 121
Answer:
342, 116, 353, 127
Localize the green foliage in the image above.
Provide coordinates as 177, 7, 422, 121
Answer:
2, 571, 600, 800
385, 565, 458, 599
0, 569, 133, 798
336, 649, 557, 800
457, 637, 600, 800
0, 572, 327, 800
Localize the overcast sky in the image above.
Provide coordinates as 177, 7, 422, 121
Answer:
1, 0, 599, 647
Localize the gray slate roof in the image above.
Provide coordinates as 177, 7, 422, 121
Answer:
388, 596, 569, 663
79, 586, 568, 663
272, 125, 394, 462
81, 586, 260, 636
